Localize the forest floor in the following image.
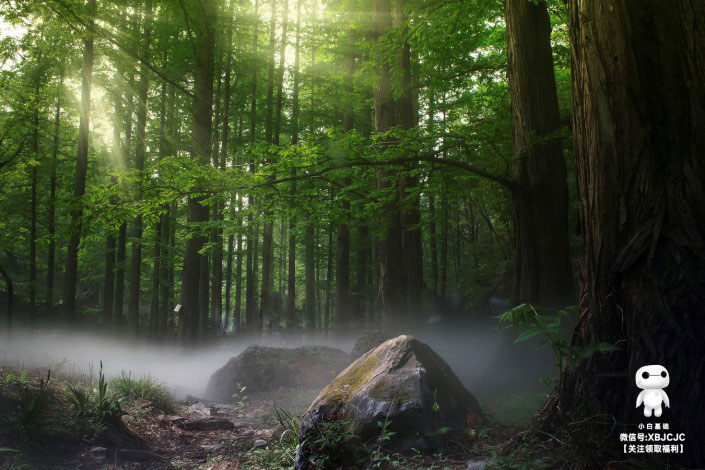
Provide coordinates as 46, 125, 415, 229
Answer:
0, 365, 550, 470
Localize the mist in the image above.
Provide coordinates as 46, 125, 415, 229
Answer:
0, 321, 556, 401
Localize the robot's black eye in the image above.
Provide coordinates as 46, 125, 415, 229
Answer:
642, 371, 650, 379
661, 371, 667, 378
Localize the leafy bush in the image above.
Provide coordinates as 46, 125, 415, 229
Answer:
0, 371, 65, 451
110, 371, 176, 413
497, 304, 618, 384
305, 418, 367, 469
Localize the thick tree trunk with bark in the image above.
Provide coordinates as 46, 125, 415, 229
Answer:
505, 0, 573, 307
555, 0, 705, 466
62, 0, 96, 325
181, 0, 216, 343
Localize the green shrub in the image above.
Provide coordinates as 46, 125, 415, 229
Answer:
110, 371, 176, 413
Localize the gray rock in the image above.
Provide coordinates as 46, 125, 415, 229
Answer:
350, 329, 392, 360
179, 416, 235, 431
205, 344, 351, 400
188, 402, 212, 416
295, 335, 483, 470
253, 439, 268, 449
87, 446, 107, 459
467, 460, 488, 470
200, 443, 224, 454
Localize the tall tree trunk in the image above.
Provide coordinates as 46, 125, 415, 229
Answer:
395, 1, 423, 320
159, 85, 175, 335
335, 30, 354, 329
46, 70, 63, 311
285, 0, 302, 328
62, 0, 96, 325
554, 0, 705, 466
219, 0, 235, 332
114, 49, 135, 331
259, 0, 280, 330
245, 0, 259, 331
29, 66, 40, 322
150, 70, 168, 337
505, 0, 573, 307
373, 0, 406, 324
182, 0, 216, 343
128, 0, 154, 335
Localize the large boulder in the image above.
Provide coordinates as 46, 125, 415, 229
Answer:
295, 336, 483, 468
350, 329, 392, 360
205, 345, 350, 401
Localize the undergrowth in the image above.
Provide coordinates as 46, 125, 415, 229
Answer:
109, 371, 176, 413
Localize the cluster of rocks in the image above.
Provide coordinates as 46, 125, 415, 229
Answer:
203, 330, 483, 469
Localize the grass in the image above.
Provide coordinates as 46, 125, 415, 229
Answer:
110, 371, 176, 414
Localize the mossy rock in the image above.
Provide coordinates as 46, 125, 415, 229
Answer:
204, 345, 350, 401
350, 329, 393, 360
295, 336, 483, 469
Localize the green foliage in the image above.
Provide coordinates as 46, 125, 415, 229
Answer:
498, 304, 619, 384
110, 371, 176, 413
0, 370, 64, 451
273, 407, 299, 448
2, 369, 29, 386
305, 418, 367, 469
66, 362, 124, 428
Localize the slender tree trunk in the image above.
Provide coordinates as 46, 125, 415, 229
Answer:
234, 195, 244, 332
218, 0, 235, 332
128, 0, 154, 335
160, 85, 175, 336
62, 0, 96, 325
245, 0, 259, 331
46, 70, 63, 311
505, 0, 573, 307
114, 49, 135, 331
284, 0, 302, 328
440, 193, 448, 301
259, 0, 280, 330
335, 30, 354, 329
29, 71, 40, 322
325, 223, 333, 330
0, 263, 12, 333
150, 71, 168, 337
304, 214, 315, 328
428, 194, 438, 297
553, 1, 705, 466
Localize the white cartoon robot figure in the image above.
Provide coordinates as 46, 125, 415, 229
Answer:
635, 365, 670, 418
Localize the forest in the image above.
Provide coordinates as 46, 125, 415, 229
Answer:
0, 0, 703, 468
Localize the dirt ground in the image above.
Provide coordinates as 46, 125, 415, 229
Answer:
0, 366, 514, 470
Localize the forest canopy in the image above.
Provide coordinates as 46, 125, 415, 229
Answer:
0, 0, 576, 339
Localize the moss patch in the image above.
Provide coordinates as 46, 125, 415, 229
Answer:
367, 378, 414, 403
317, 353, 381, 406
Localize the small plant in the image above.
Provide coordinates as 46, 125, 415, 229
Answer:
67, 362, 124, 428
110, 371, 176, 413
497, 304, 618, 385
273, 407, 299, 448
232, 382, 248, 417
1, 371, 60, 450
305, 417, 366, 469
